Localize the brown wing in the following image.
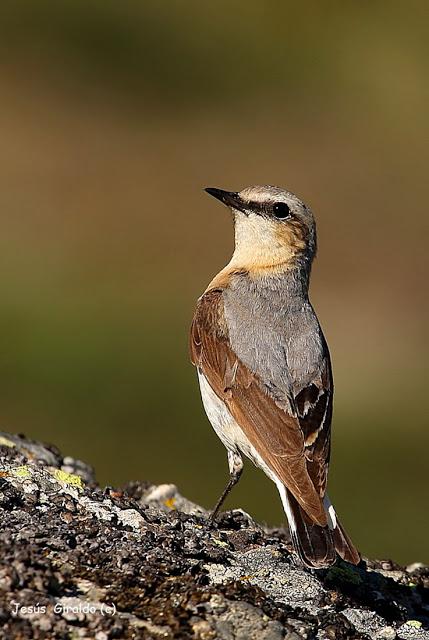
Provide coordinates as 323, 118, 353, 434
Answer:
190, 288, 332, 527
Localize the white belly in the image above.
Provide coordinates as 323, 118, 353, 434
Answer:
197, 371, 277, 483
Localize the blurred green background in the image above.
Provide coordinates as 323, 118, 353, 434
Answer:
0, 1, 427, 564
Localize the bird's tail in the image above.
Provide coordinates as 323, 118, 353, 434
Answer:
278, 485, 360, 569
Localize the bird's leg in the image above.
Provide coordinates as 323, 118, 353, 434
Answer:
209, 450, 243, 522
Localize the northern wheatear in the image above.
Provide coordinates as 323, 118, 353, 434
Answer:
190, 185, 360, 568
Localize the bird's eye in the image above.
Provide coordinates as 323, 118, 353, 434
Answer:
272, 202, 291, 219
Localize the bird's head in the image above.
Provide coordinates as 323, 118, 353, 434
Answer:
205, 185, 316, 275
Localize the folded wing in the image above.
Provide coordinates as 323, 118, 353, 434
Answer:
190, 288, 333, 528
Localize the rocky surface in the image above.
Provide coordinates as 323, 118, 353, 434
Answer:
0, 431, 428, 640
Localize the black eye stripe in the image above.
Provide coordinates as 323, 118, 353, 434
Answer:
240, 199, 292, 220
241, 200, 268, 216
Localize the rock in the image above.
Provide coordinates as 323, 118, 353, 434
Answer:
398, 621, 429, 640
375, 627, 397, 640
0, 431, 428, 639
342, 609, 394, 637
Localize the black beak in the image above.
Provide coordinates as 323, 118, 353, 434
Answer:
204, 187, 245, 212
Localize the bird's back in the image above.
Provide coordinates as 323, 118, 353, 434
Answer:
220, 270, 330, 407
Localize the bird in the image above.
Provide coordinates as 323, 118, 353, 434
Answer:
189, 184, 360, 569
